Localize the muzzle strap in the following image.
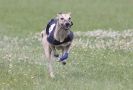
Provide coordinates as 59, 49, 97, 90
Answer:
71, 21, 73, 26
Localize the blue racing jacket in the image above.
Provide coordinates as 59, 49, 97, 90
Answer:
46, 19, 74, 45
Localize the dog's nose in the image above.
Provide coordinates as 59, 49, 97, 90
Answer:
65, 23, 70, 27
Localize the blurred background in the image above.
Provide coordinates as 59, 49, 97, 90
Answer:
0, 0, 133, 36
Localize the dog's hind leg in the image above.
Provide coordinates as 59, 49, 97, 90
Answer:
52, 47, 59, 58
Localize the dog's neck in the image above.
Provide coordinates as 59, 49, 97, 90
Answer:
54, 22, 70, 42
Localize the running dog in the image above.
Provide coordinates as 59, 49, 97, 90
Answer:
41, 12, 74, 78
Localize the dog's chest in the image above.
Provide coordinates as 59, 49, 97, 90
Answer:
55, 41, 71, 49
58, 30, 68, 42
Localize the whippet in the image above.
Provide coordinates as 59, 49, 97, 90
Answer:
41, 12, 74, 78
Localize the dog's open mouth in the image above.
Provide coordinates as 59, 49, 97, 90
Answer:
64, 26, 71, 30
61, 23, 71, 30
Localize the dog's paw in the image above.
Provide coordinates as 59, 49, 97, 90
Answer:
62, 61, 66, 65
54, 54, 59, 57
50, 72, 55, 78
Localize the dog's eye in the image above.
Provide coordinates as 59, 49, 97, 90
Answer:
60, 18, 64, 20
68, 17, 71, 20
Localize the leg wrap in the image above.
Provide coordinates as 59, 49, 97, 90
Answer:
60, 53, 68, 61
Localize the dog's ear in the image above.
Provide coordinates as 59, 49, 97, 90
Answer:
58, 12, 63, 14
57, 12, 62, 16
56, 12, 62, 19
68, 12, 71, 16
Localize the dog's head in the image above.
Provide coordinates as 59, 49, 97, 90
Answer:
56, 12, 73, 30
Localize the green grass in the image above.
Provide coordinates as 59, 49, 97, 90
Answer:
0, 0, 133, 90
0, 0, 133, 36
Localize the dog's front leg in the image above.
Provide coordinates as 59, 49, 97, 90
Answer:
48, 45, 57, 78
42, 35, 55, 78
45, 47, 55, 78
48, 49, 55, 78
59, 44, 71, 64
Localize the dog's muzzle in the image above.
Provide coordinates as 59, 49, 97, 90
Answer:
63, 21, 73, 30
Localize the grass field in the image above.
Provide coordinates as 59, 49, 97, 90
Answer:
0, 0, 133, 90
